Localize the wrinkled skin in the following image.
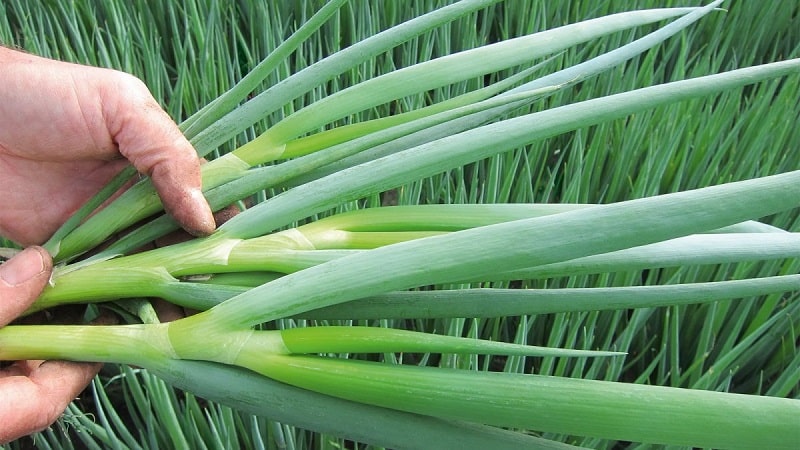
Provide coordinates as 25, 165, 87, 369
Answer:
0, 46, 214, 443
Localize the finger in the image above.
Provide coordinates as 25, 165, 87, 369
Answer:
102, 74, 215, 237
29, 359, 101, 408
213, 203, 241, 226
0, 247, 52, 326
154, 203, 241, 248
0, 359, 41, 378
151, 298, 186, 322
0, 360, 100, 443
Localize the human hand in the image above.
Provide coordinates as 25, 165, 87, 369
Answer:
0, 247, 100, 443
0, 47, 215, 245
0, 47, 215, 441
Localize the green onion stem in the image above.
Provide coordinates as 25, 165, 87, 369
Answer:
277, 60, 558, 159
274, 326, 623, 358
292, 2, 723, 182
151, 360, 571, 450
248, 354, 800, 449
217, 60, 800, 240
188, 0, 508, 155
175, 168, 800, 333
43, 165, 137, 257
41, 205, 591, 306
298, 275, 800, 320
33, 226, 800, 312
52, 152, 250, 262
0, 321, 616, 368
509, 232, 800, 280
28, 267, 176, 314
0, 324, 165, 366
142, 269, 800, 316
231, 7, 698, 165
296, 204, 592, 233
504, 1, 722, 95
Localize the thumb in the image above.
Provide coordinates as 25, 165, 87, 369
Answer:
0, 246, 53, 326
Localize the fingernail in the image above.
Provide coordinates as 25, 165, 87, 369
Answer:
189, 189, 216, 236
0, 247, 47, 286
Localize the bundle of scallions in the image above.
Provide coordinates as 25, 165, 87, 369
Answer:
2, 1, 799, 448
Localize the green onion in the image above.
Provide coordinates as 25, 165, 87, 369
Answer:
2, 1, 799, 448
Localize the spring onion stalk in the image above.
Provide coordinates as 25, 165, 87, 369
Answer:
212, 232, 800, 275
188, 0, 509, 156
0, 324, 619, 368
49, 7, 700, 262
294, 203, 594, 232
216, 59, 800, 240
169, 232, 800, 311
231, 8, 702, 165
41, 204, 594, 309
298, 275, 800, 320
504, 1, 723, 95
1, 304, 794, 450
167, 168, 800, 337
193, 5, 698, 158
32, 213, 800, 312
246, 354, 799, 449
51, 152, 251, 262
275, 58, 561, 159
293, 0, 723, 165
0, 324, 166, 367
20, 300, 799, 450
293, 1, 723, 181
150, 360, 583, 450
275, 326, 623, 358
33, 230, 800, 312
505, 233, 800, 280
41, 165, 137, 256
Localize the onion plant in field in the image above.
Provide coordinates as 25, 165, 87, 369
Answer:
1, 0, 799, 449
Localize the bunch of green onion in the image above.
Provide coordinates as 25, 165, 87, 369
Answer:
1, 1, 799, 448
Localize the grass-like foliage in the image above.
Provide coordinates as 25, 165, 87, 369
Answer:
1, 1, 799, 449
